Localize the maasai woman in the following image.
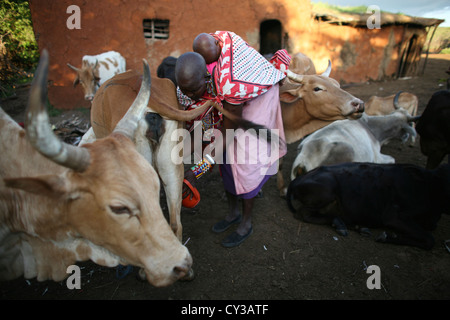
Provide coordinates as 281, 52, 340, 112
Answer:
176, 31, 290, 247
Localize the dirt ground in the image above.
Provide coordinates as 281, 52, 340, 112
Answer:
1, 54, 450, 301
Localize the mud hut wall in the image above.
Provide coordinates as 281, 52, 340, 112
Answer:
285, 22, 407, 83
29, 0, 310, 110
29, 0, 414, 109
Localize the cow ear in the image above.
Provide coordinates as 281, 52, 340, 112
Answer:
4, 175, 70, 199
73, 76, 80, 87
280, 91, 301, 103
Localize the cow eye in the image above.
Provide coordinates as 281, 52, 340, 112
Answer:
314, 87, 323, 92
109, 205, 132, 215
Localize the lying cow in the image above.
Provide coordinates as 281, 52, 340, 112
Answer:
365, 91, 419, 146
276, 60, 365, 196
290, 109, 417, 179
0, 50, 191, 287
287, 162, 450, 250
67, 50, 126, 101
365, 91, 418, 118
416, 90, 450, 169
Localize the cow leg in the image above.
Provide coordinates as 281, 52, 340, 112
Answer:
426, 152, 446, 169
376, 228, 434, 250
295, 207, 332, 224
151, 118, 184, 241
157, 151, 184, 241
277, 156, 288, 198
161, 171, 183, 241
376, 209, 435, 249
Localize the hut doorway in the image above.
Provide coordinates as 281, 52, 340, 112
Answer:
260, 19, 283, 58
398, 34, 420, 77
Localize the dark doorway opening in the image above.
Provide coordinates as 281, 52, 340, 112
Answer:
398, 35, 419, 77
260, 20, 282, 58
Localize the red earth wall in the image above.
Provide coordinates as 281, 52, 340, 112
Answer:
29, 0, 414, 110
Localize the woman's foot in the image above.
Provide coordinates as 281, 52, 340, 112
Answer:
211, 214, 242, 233
221, 227, 253, 248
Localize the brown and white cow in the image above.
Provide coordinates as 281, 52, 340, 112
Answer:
67, 51, 126, 101
81, 71, 217, 245
0, 50, 191, 287
82, 69, 258, 245
276, 62, 365, 196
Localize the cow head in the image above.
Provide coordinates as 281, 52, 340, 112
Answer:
280, 70, 365, 121
3, 50, 192, 287
67, 60, 100, 101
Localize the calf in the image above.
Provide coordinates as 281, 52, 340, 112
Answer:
290, 109, 417, 179
416, 90, 450, 169
287, 162, 450, 250
67, 51, 126, 101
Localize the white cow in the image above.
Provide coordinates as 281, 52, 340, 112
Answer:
291, 109, 418, 179
67, 51, 126, 101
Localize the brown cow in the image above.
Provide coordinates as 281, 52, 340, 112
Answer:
0, 50, 191, 287
83, 70, 264, 245
288, 52, 317, 75
365, 91, 419, 146
82, 71, 216, 245
276, 68, 365, 196
365, 91, 418, 118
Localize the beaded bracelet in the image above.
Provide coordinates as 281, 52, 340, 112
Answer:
190, 154, 215, 179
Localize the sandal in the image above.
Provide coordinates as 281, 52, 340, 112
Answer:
212, 215, 242, 233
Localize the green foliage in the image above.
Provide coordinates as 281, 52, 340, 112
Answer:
425, 27, 450, 53
312, 2, 368, 14
0, 0, 39, 98
311, 2, 399, 15
0, 0, 39, 69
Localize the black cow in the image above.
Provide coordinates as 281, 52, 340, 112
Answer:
157, 56, 177, 86
287, 162, 450, 250
416, 90, 450, 169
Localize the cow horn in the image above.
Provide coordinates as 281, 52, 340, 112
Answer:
113, 59, 151, 139
407, 115, 421, 122
26, 50, 91, 172
286, 69, 304, 83
393, 91, 403, 110
67, 63, 80, 72
321, 60, 332, 77
401, 123, 417, 144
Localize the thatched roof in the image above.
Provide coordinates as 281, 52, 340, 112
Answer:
313, 10, 444, 28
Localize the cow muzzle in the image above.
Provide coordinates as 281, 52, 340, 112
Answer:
347, 98, 365, 119
140, 250, 193, 287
